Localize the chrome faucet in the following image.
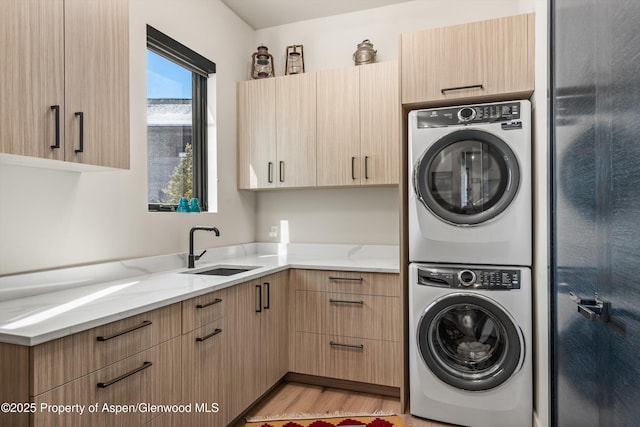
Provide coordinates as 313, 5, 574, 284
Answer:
188, 226, 220, 268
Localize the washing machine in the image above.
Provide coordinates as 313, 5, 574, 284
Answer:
409, 100, 531, 266
409, 263, 532, 427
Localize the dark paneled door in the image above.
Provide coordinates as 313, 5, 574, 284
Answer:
552, 0, 640, 425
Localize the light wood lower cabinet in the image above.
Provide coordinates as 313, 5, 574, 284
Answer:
32, 337, 181, 427
291, 270, 402, 388
31, 303, 181, 396
227, 271, 289, 416
293, 332, 401, 388
179, 317, 229, 427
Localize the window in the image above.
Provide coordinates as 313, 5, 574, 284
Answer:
146, 25, 216, 212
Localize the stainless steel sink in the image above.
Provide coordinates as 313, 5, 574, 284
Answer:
183, 265, 259, 276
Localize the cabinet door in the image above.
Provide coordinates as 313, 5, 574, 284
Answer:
181, 317, 229, 427
275, 73, 316, 188
260, 271, 289, 389
401, 13, 534, 105
316, 67, 361, 186
227, 280, 262, 416
237, 79, 277, 189
0, 0, 64, 161
360, 61, 400, 185
64, 0, 129, 169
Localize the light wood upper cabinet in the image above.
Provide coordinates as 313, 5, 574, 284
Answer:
0, 0, 65, 161
237, 78, 276, 189
237, 74, 316, 189
317, 67, 361, 186
64, 0, 129, 169
359, 61, 400, 185
401, 13, 534, 106
316, 61, 399, 187
275, 73, 317, 188
0, 0, 129, 169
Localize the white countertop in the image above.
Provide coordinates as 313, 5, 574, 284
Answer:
0, 243, 399, 346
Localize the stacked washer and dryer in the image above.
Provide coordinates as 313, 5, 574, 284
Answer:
408, 101, 533, 427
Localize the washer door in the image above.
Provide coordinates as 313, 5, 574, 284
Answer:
414, 129, 520, 225
417, 293, 524, 391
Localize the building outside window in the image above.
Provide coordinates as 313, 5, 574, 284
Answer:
146, 26, 215, 212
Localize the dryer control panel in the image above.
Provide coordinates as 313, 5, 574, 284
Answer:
417, 266, 521, 290
416, 102, 521, 128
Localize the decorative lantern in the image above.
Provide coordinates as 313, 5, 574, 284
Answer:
285, 45, 305, 75
251, 45, 274, 79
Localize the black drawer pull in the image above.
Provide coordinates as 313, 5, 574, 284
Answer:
329, 298, 364, 305
196, 298, 222, 309
96, 320, 152, 342
268, 162, 274, 183
97, 361, 152, 388
328, 276, 363, 282
440, 84, 484, 94
329, 341, 364, 350
196, 328, 222, 342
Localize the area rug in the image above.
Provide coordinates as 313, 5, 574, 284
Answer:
245, 414, 405, 427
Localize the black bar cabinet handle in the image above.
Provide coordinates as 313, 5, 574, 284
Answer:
97, 361, 152, 388
196, 298, 222, 309
351, 157, 356, 180
328, 276, 364, 282
441, 84, 484, 94
329, 341, 364, 350
50, 105, 60, 149
364, 156, 369, 180
96, 320, 152, 342
268, 162, 273, 183
74, 112, 84, 153
196, 328, 222, 342
329, 298, 364, 305
256, 284, 262, 312
264, 282, 270, 309
279, 161, 285, 183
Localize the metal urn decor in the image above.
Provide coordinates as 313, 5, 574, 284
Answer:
285, 45, 305, 75
251, 45, 274, 79
353, 39, 377, 65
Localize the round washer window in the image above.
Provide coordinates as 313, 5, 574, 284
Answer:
414, 129, 520, 225
417, 293, 524, 391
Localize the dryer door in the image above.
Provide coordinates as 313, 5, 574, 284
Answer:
417, 293, 525, 391
414, 129, 520, 225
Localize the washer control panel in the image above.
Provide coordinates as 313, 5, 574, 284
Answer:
417, 266, 521, 290
416, 102, 521, 128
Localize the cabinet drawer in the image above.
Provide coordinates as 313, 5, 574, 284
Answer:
32, 303, 181, 395
295, 291, 401, 341
292, 332, 401, 387
33, 337, 181, 427
182, 287, 229, 333
292, 270, 400, 297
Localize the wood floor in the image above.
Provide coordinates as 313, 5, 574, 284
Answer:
236, 381, 457, 427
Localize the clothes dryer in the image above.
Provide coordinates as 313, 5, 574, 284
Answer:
409, 100, 531, 266
409, 263, 532, 427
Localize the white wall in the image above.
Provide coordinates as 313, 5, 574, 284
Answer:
0, 0, 255, 275
252, 0, 532, 245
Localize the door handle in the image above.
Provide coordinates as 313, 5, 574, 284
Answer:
74, 112, 84, 153
569, 292, 610, 323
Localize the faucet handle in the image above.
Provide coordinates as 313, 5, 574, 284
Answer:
196, 249, 207, 261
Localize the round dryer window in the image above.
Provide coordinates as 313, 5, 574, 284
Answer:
413, 129, 520, 225
417, 293, 524, 391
